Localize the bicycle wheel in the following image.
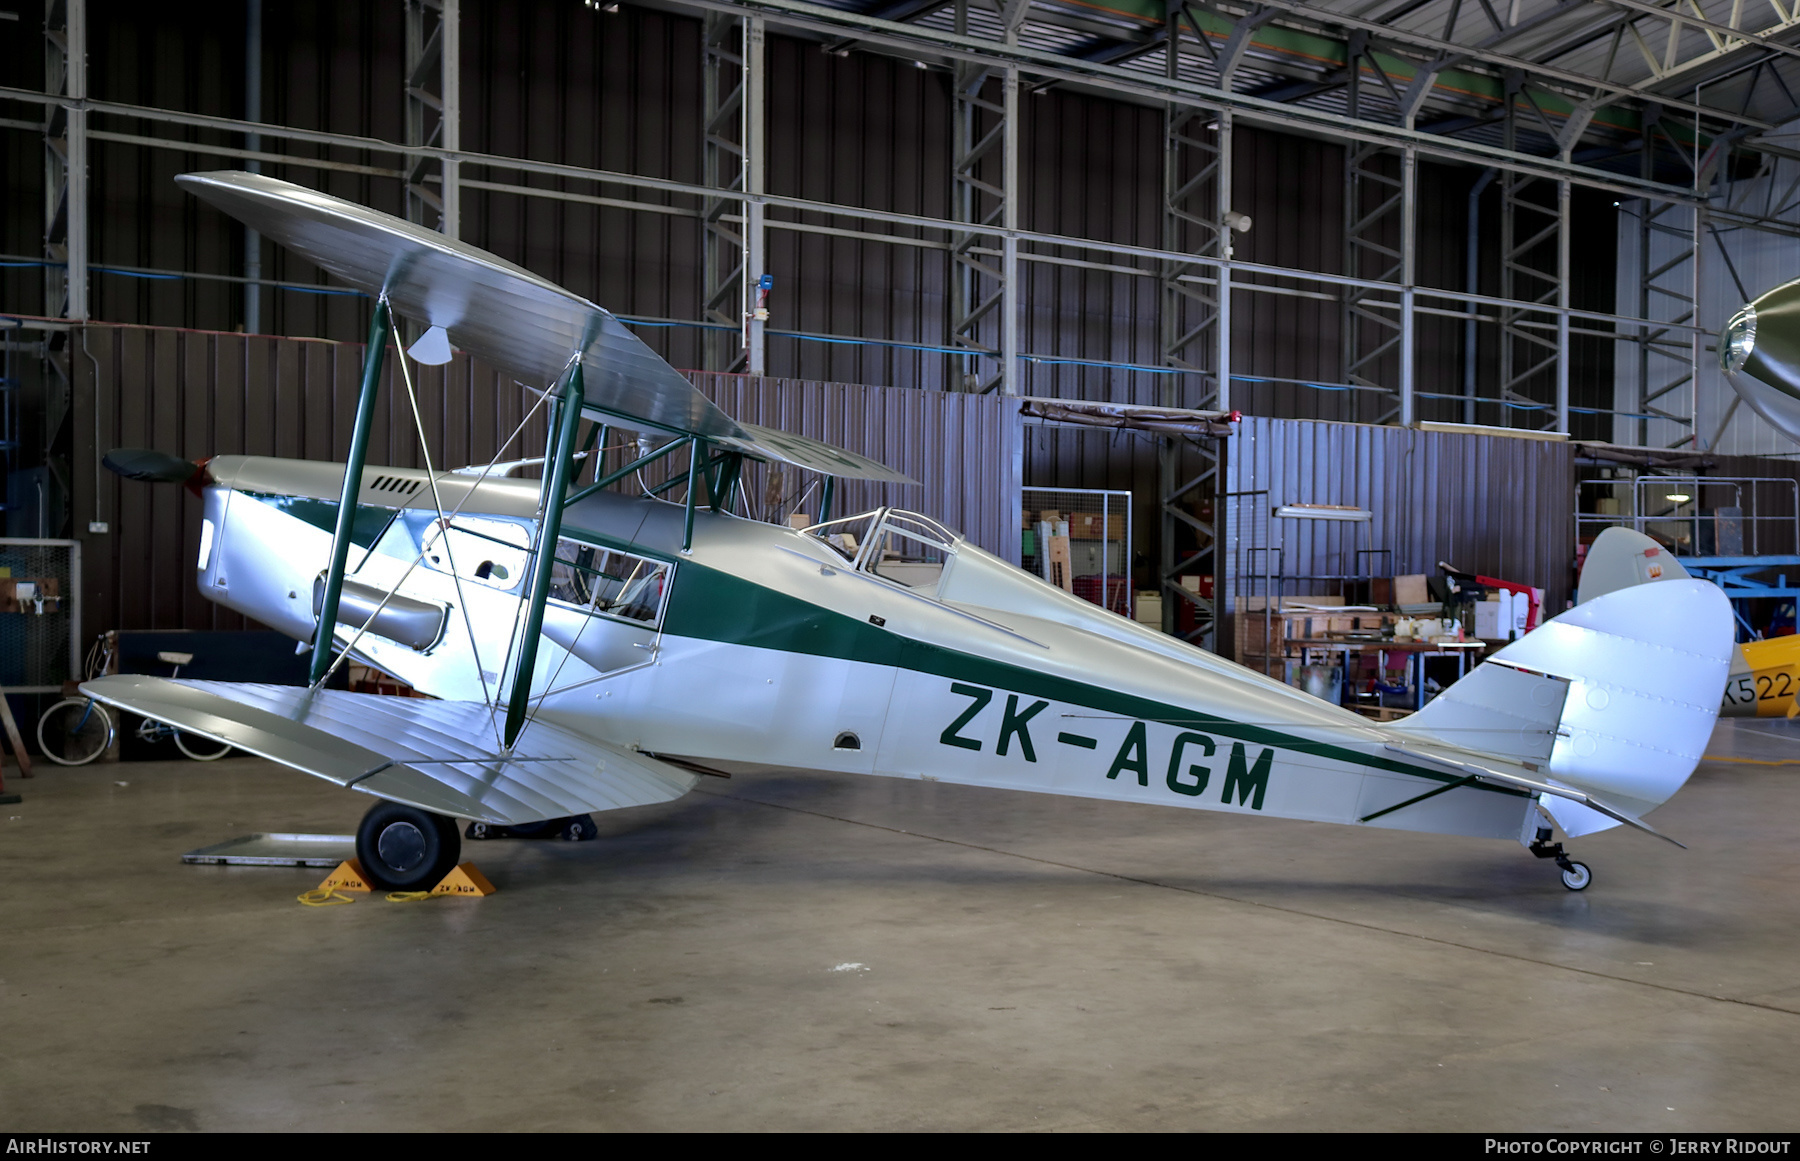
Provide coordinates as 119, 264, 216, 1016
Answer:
173, 729, 232, 761
36, 698, 115, 766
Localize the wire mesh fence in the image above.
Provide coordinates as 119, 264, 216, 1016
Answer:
1021, 487, 1132, 617
0, 539, 80, 692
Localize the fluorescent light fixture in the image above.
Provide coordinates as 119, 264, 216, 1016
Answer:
1411, 420, 1568, 442
1666, 494, 1691, 503
1273, 504, 1372, 522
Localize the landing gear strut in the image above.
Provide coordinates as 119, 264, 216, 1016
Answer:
465, 815, 597, 842
1528, 826, 1592, 891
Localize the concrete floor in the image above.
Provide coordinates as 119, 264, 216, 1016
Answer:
5, 718, 1800, 1132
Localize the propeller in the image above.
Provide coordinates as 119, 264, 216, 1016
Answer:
102, 448, 213, 491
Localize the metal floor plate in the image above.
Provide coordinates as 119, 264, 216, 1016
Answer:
182, 833, 355, 867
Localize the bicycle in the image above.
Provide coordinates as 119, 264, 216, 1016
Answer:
36, 639, 232, 765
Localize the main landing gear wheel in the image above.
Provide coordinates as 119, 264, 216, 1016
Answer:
356, 801, 462, 891
1559, 860, 1593, 891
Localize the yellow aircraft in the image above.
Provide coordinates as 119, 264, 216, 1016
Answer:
1580, 527, 1800, 718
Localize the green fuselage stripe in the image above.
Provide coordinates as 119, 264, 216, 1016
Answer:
629, 541, 1509, 793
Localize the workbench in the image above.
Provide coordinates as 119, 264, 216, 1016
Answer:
1284, 638, 1485, 714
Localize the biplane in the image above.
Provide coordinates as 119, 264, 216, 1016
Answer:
85, 171, 1735, 893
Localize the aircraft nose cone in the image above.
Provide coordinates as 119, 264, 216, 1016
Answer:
1722, 277, 1800, 444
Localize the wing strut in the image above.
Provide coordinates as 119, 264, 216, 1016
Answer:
311, 297, 392, 687
503, 360, 586, 749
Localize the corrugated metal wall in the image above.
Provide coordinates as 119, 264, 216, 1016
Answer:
68, 323, 1019, 636
1224, 417, 1579, 634
684, 372, 1019, 557
81, 322, 1800, 655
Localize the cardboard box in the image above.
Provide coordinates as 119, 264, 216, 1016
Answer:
1067, 511, 1127, 541
1474, 592, 1526, 640
1393, 574, 1430, 606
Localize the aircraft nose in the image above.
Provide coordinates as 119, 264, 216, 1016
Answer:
1722, 277, 1800, 444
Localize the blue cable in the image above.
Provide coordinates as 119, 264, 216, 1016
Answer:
2, 257, 364, 296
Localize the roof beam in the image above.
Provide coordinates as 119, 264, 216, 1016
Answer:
821, 0, 950, 54
639, 0, 1759, 197
1193, 0, 1771, 128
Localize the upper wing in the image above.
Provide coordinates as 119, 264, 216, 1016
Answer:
178, 170, 738, 442
81, 675, 697, 825
717, 421, 916, 485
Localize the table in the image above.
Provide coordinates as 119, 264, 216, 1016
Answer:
1284, 638, 1484, 712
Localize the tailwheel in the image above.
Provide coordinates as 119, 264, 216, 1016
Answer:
1558, 859, 1593, 892
356, 801, 462, 890
1528, 825, 1593, 892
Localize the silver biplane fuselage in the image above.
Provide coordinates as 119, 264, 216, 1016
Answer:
192, 451, 1634, 844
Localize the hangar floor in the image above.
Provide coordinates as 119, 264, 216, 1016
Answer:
5, 717, 1800, 1132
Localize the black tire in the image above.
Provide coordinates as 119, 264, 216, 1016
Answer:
1560, 861, 1593, 891
559, 815, 598, 842
356, 801, 462, 891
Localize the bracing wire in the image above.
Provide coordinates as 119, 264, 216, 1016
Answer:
311, 369, 557, 716
391, 332, 504, 749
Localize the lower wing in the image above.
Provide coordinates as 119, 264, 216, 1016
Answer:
80, 675, 697, 825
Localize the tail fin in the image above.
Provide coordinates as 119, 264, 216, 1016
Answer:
1386, 578, 1733, 833
1577, 526, 1690, 604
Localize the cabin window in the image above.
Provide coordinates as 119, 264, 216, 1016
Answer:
549, 540, 671, 626
393, 514, 532, 591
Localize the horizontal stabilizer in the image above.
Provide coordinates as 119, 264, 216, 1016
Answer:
81, 675, 697, 825
1382, 741, 1685, 848
1386, 661, 1569, 764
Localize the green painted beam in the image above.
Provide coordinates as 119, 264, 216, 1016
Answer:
310, 298, 390, 687
503, 364, 586, 749
565, 436, 692, 507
